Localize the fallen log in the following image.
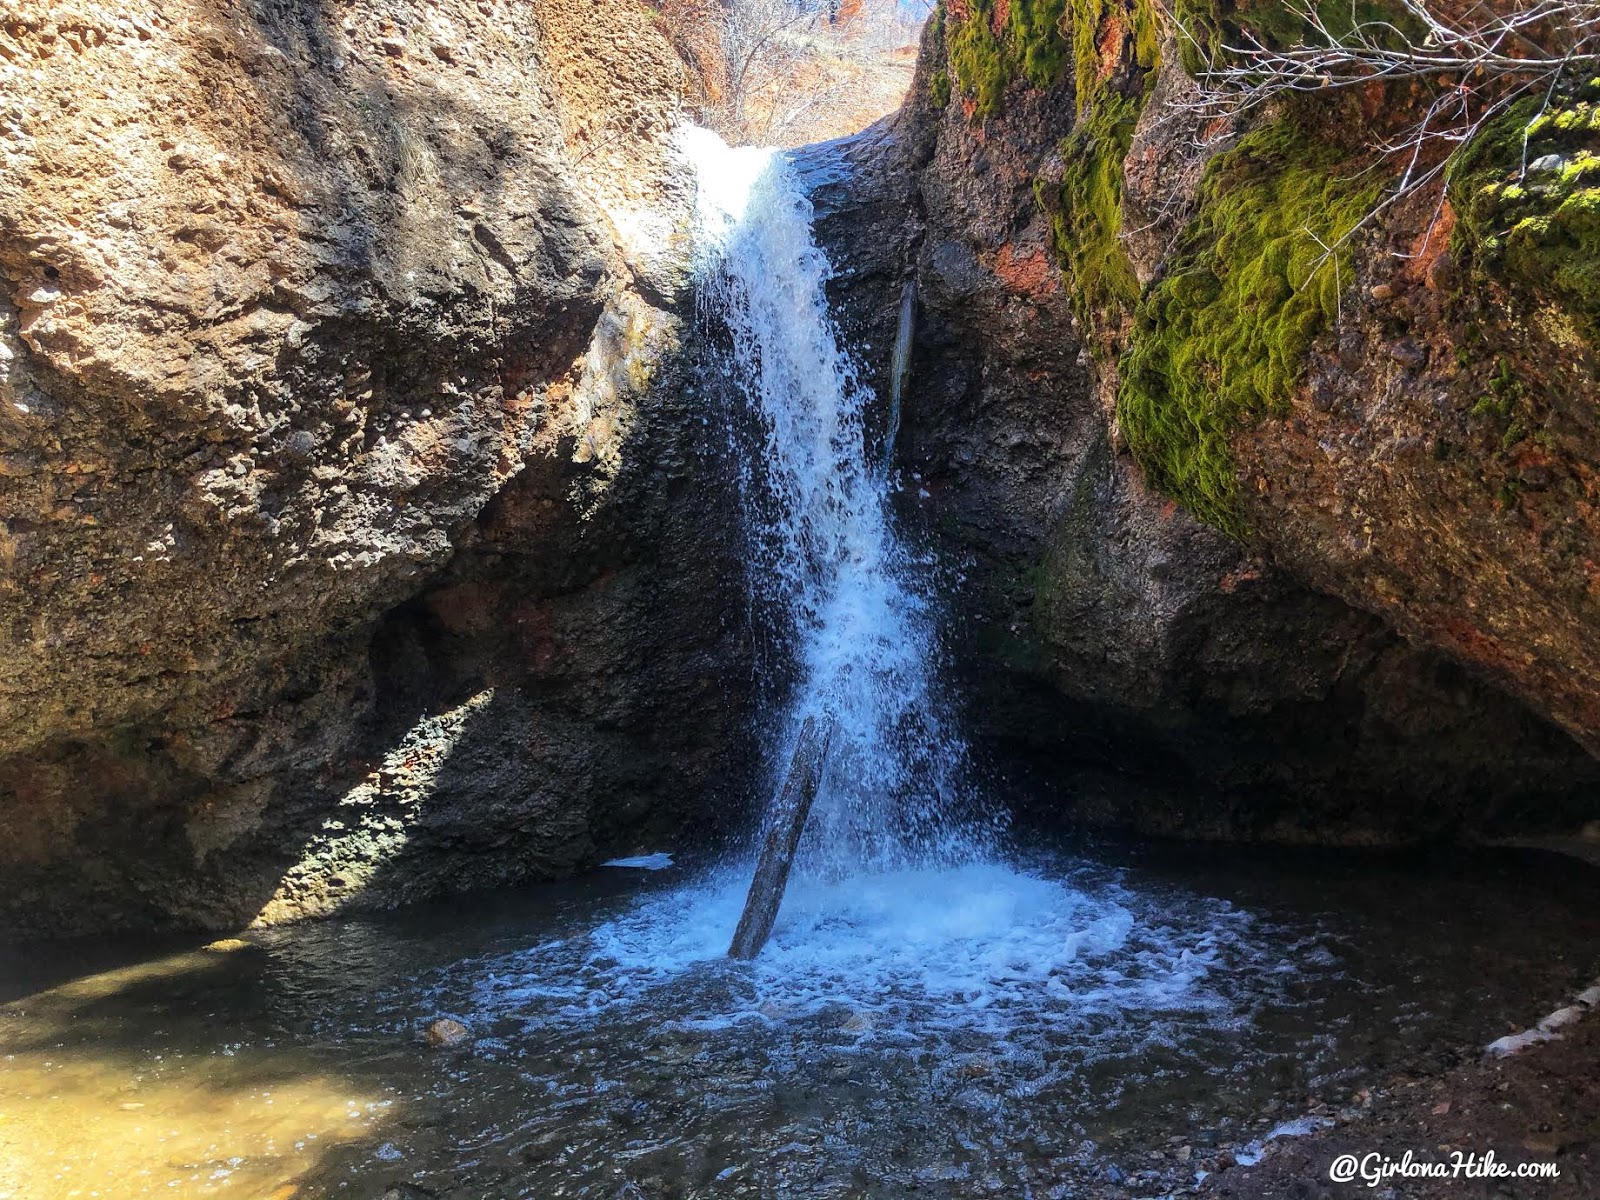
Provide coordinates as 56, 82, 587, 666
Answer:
728, 715, 834, 960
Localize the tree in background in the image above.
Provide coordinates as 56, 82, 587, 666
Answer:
654, 0, 926, 144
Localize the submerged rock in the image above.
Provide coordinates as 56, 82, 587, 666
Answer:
425, 1018, 472, 1048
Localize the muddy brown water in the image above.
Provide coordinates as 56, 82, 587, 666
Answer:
1, 842, 1596, 1199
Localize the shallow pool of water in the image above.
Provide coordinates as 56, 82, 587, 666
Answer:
1, 841, 1596, 1199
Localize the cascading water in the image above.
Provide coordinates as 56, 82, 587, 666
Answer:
407, 127, 1284, 1060
0, 135, 1588, 1200
290, 126, 1399, 1195
678, 126, 992, 877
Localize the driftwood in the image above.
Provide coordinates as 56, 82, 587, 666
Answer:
882, 277, 915, 469
727, 715, 834, 960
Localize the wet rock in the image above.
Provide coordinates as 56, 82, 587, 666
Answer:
1425, 251, 1456, 291
1384, 339, 1428, 369
927, 240, 985, 300
1519, 463, 1555, 490
425, 1018, 473, 1048
806, 14, 1600, 841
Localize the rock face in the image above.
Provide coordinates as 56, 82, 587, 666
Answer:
0, 0, 752, 935
808, 14, 1600, 839
1233, 216, 1600, 760
4, 0, 1595, 936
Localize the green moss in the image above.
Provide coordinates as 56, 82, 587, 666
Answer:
929, 68, 952, 109
948, 2, 1009, 115
1048, 0, 1160, 330
1011, 0, 1073, 87
940, 0, 1158, 329
1052, 93, 1145, 320
1071, 0, 1157, 100
1471, 358, 1519, 421
1452, 98, 1600, 343
945, 0, 1073, 116
1116, 119, 1377, 536
1469, 358, 1536, 453
1171, 0, 1421, 77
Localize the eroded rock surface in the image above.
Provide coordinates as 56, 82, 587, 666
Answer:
0, 0, 750, 935
809, 17, 1600, 838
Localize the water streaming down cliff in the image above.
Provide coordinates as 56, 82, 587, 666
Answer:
677, 126, 992, 877
6, 136, 1595, 1195
461, 127, 1274, 1043
885, 278, 917, 465
16, 126, 1561, 1199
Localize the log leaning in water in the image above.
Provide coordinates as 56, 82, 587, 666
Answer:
728, 715, 834, 960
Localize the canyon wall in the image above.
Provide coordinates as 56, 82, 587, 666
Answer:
0, 0, 753, 935
811, 8, 1600, 839
3, 0, 1595, 936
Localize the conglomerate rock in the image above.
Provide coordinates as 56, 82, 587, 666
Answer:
0, 0, 751, 935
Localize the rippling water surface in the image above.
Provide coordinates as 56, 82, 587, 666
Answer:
3, 842, 1596, 1199
4, 129, 1596, 1200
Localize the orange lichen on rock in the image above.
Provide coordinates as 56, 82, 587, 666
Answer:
1401, 199, 1457, 288
992, 240, 1060, 299
1095, 11, 1127, 82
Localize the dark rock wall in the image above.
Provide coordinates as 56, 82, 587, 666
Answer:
807, 17, 1600, 841
4, 0, 1595, 938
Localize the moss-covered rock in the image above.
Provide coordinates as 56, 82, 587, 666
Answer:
1048, 92, 1145, 320
941, 0, 1159, 337
946, 0, 1072, 117
1170, 0, 1421, 76
1117, 117, 1377, 535
819, 0, 1600, 837
1452, 92, 1600, 346
1046, 0, 1160, 331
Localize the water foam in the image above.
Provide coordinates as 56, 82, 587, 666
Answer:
450, 131, 1269, 1067
465, 859, 1262, 1049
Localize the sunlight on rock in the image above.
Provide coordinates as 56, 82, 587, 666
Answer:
251, 690, 496, 927
0, 0, 1596, 1196
565, 293, 678, 486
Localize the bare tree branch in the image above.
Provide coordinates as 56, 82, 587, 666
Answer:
1155, 0, 1600, 260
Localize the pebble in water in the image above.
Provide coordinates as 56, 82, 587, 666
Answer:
425, 1018, 472, 1048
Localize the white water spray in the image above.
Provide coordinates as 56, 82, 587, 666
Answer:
442, 128, 1276, 1133
454, 130, 1261, 1057
678, 126, 991, 876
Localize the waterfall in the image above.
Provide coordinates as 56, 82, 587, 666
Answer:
677, 126, 994, 877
